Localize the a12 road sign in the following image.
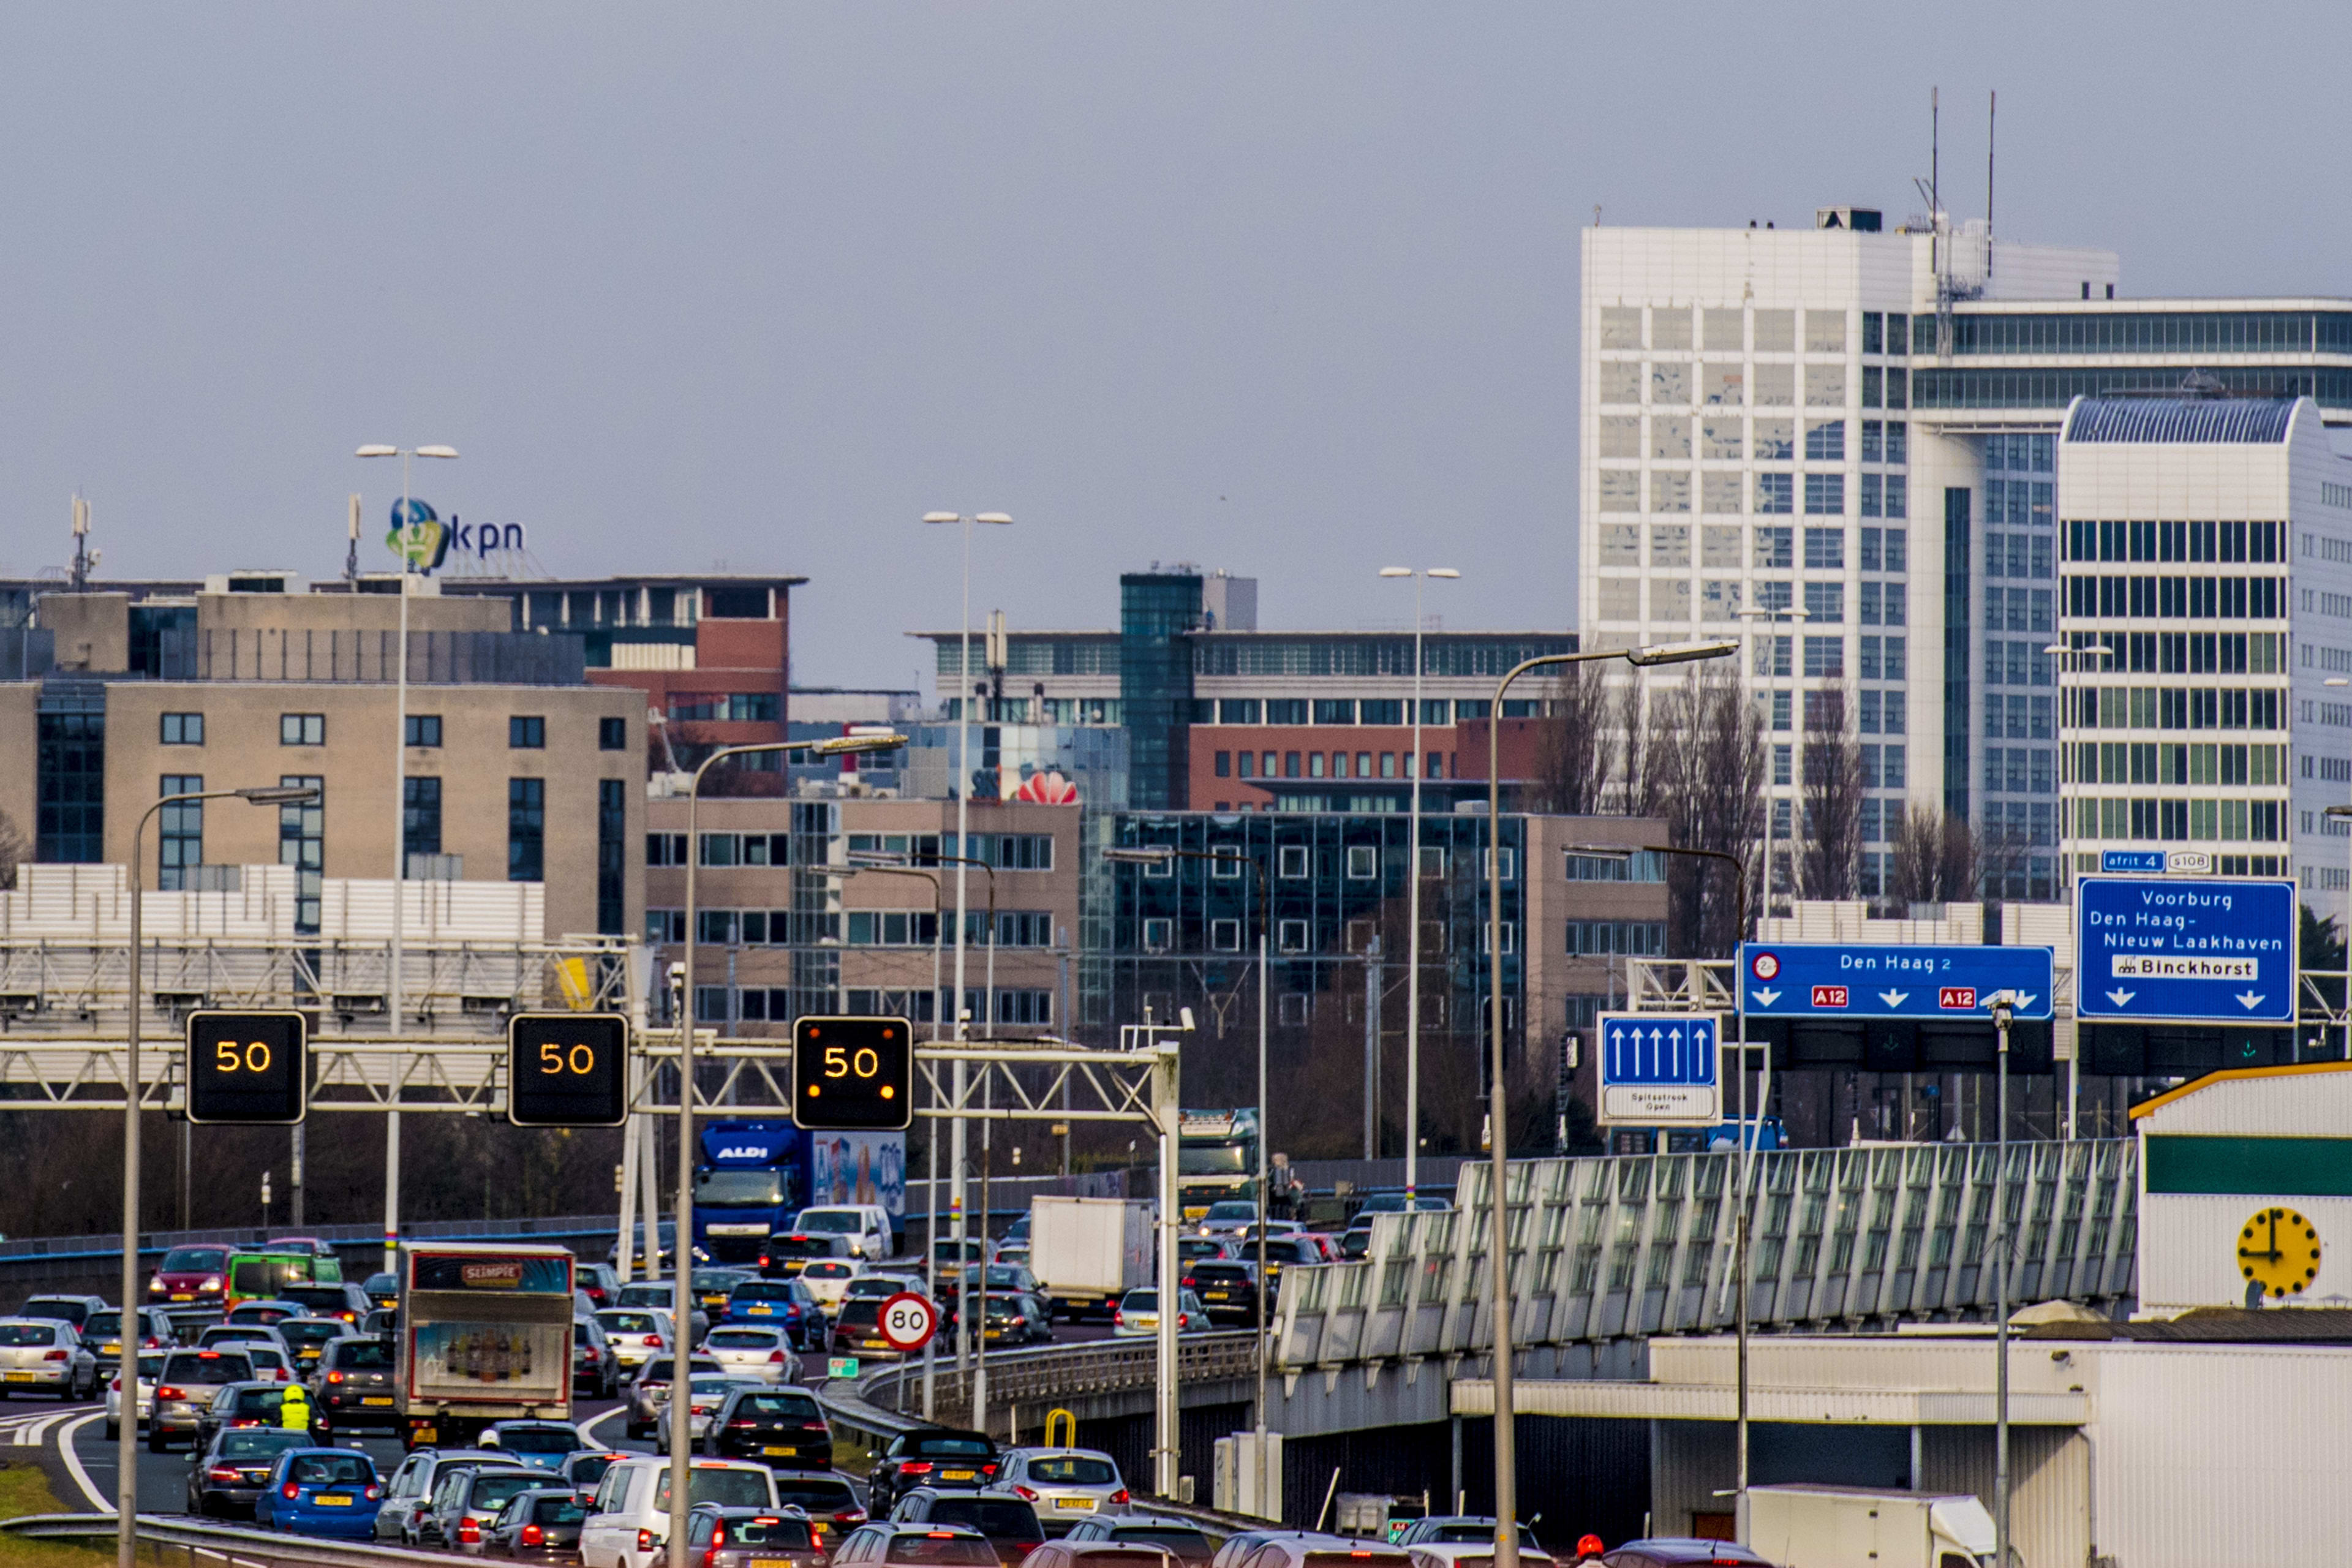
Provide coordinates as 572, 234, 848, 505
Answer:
1737, 943, 2054, 1020
2075, 875, 2296, 1023
1596, 1011, 1721, 1127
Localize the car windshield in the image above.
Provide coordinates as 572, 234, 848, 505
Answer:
734, 1393, 821, 1419
654, 1469, 775, 1510
772, 1477, 856, 1510
470, 1474, 541, 1511
707, 1330, 782, 1349
689, 1377, 738, 1397
617, 1287, 671, 1308
1302, 1557, 1408, 1568
909, 1436, 993, 1458
1115, 1529, 1210, 1551
1180, 1147, 1248, 1177
732, 1284, 794, 1302
162, 1248, 228, 1273
692, 1272, 745, 1292
86, 1312, 124, 1336
837, 1302, 881, 1329
802, 1263, 853, 1281
982, 1298, 1027, 1320
282, 1287, 352, 1311
134, 1355, 164, 1380
532, 1498, 589, 1525
568, 1455, 618, 1485
725, 1517, 813, 1547
23, 1301, 86, 1325
221, 1430, 310, 1460
769, 1237, 837, 1259
497, 1427, 579, 1453
696, 1170, 788, 1207
848, 1278, 909, 1296
1122, 1292, 1158, 1311
292, 1455, 372, 1487
165, 1353, 252, 1384
1028, 1458, 1118, 1485
884, 1536, 999, 1566
233, 1387, 285, 1414
280, 1321, 344, 1346
0, 1324, 57, 1346
927, 1499, 1039, 1537
1205, 1202, 1256, 1220
794, 1211, 861, 1234
600, 1312, 663, 1334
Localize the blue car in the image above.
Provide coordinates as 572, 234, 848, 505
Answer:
725, 1280, 822, 1348
253, 1447, 382, 1539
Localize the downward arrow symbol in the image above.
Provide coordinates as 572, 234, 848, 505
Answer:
1753, 987, 1781, 1007
2236, 990, 2266, 1011
2015, 993, 2038, 1012
2106, 988, 2136, 1008
1879, 989, 1909, 1009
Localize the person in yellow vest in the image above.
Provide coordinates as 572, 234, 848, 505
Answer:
278, 1381, 312, 1433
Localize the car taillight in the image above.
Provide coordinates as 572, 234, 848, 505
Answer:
328, 1371, 345, 1384
282, 1483, 301, 1499
42, 1349, 65, 1362
275, 1369, 290, 1382
639, 1531, 658, 1553
728, 1419, 758, 1430
769, 1351, 786, 1363
1178, 1314, 1191, 1328
1112, 1310, 1123, 1327
157, 1386, 184, 1401
981, 1463, 998, 1477
459, 1521, 482, 1544
1011, 1485, 1037, 1501
366, 1486, 381, 1501
522, 1525, 545, 1547
208, 1467, 240, 1483
644, 1336, 663, 1347
1109, 1490, 1129, 1504
109, 1378, 122, 1393
587, 1348, 602, 1361
902, 1461, 934, 1475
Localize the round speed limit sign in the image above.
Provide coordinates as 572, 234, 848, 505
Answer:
878, 1291, 939, 1352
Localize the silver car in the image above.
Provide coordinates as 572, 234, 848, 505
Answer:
653, 1374, 762, 1448
594, 1308, 675, 1373
0, 1317, 96, 1400
701, 1325, 796, 1385
998, 1447, 1131, 1526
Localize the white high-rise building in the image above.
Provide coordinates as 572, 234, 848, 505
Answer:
1580, 209, 2352, 914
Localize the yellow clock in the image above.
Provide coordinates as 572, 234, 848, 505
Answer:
2237, 1206, 2322, 1300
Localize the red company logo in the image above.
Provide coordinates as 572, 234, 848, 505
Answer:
1811, 985, 1849, 1008
1939, 986, 1978, 1010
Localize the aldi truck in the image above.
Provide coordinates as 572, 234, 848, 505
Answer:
694, 1119, 907, 1267
1029, 1195, 1156, 1321
394, 1242, 576, 1450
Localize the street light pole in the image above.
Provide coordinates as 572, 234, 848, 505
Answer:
119, 783, 315, 1568
2328, 802, 2352, 1063
2045, 639, 2110, 1140
1483, 638, 1736, 1568
1988, 989, 2018, 1568
1380, 567, 1459, 1199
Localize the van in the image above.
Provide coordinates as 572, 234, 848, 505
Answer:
579, 1456, 780, 1568
791, 1205, 894, 1262
224, 1250, 342, 1309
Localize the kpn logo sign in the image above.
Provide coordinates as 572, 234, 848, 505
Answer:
385, 497, 527, 575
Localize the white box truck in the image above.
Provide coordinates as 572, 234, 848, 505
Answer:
1030, 1195, 1156, 1321
1746, 1485, 1999, 1568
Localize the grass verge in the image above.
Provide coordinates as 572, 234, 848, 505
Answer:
0, 1460, 111, 1568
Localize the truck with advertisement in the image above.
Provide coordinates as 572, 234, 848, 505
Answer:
1028, 1195, 1156, 1321
1177, 1108, 1260, 1222
694, 1118, 907, 1267
394, 1242, 575, 1450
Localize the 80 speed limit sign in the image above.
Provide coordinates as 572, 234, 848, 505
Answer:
879, 1291, 939, 1352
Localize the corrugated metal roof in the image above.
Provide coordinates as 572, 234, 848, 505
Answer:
2063, 395, 2298, 443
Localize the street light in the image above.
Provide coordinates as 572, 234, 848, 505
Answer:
671, 731, 904, 1568
119, 783, 316, 1568
1986, 988, 2021, 1568
2328, 804, 2352, 1060
1379, 567, 1460, 1200
2045, 640, 2111, 1142
1104, 842, 1275, 1516
358, 441, 458, 1276
1482, 637, 1735, 1568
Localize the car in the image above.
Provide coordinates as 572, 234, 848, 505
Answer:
242, 1343, 298, 1385
1020, 1542, 1187, 1568
607, 1221, 680, 1273
362, 1272, 401, 1311
148, 1346, 256, 1447
1232, 1539, 1411, 1568
279, 1283, 374, 1325
1246, 1236, 1323, 1291
681, 1503, 826, 1568
624, 1354, 723, 1439
998, 1450, 1132, 1529
769, 1471, 868, 1550
481, 1419, 588, 1472
186, 1424, 320, 1517
796, 1258, 865, 1315
1001, 1215, 1031, 1246
595, 1307, 677, 1373
575, 1316, 619, 1400
791, 1204, 896, 1262
0, 1316, 96, 1400
363, 1307, 399, 1338
887, 1487, 1044, 1567
375, 1450, 511, 1544
760, 1232, 853, 1278
1207, 1532, 1352, 1568
579, 1455, 780, 1568
104, 1351, 163, 1439
274, 1315, 351, 1371
310, 1334, 399, 1431
252, 1446, 383, 1539
575, 1262, 624, 1311
616, 1283, 707, 1343
1404, 1545, 1555, 1568
867, 1429, 1002, 1515
843, 1273, 927, 1310
724, 1278, 824, 1345
81, 1306, 175, 1373
1392, 1519, 1546, 1551
992, 1242, 1031, 1271
657, 1374, 766, 1449
978, 1293, 1052, 1347
1194, 1201, 1257, 1240
703, 1324, 800, 1384
832, 1297, 922, 1360
1176, 1237, 1240, 1267
195, 1380, 304, 1449
943, 1265, 1046, 1320
264, 1237, 340, 1261
1596, 1542, 1770, 1567
560, 1449, 627, 1504
931, 1237, 994, 1274
485, 1485, 594, 1559
695, 1268, 759, 1318
1184, 1261, 1265, 1326
701, 1384, 832, 1468
423, 1463, 549, 1553
1339, 1226, 1374, 1261
201, 1321, 293, 1355
1061, 1515, 1210, 1562
226, 1298, 307, 1327
1109, 1290, 1208, 1338
830, 1523, 1000, 1568
149, 1245, 233, 1308
19, 1294, 107, 1333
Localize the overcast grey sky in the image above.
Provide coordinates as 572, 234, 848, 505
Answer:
5, 4, 2350, 688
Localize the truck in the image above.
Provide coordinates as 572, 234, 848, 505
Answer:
1177, 1108, 1260, 1222
693, 1118, 907, 1268
1029, 1195, 1156, 1321
1746, 1484, 1999, 1568
394, 1242, 575, 1451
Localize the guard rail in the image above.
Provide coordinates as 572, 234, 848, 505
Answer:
1, 1512, 461, 1567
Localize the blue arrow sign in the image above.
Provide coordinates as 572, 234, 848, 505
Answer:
2075, 875, 2296, 1023
1596, 1011, 1721, 1127
1736, 943, 2054, 1020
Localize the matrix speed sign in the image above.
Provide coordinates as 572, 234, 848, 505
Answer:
878, 1291, 938, 1352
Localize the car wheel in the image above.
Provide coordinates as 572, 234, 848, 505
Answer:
147, 1429, 168, 1453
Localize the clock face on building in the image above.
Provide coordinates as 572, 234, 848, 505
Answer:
2237, 1206, 2322, 1300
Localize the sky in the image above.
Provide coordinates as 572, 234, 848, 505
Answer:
5, 3, 2352, 691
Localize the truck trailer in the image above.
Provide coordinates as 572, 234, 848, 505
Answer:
394, 1242, 576, 1450
1028, 1195, 1156, 1321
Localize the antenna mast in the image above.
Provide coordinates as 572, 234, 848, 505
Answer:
1933, 88, 1953, 357
69, 497, 92, 591
347, 494, 363, 584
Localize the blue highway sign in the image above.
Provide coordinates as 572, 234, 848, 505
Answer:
1596, 1011, 1721, 1127
2075, 875, 2296, 1023
1736, 943, 2054, 1021
2103, 850, 2166, 874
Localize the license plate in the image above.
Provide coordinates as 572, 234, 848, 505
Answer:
315, 1495, 354, 1507
170, 1294, 193, 1302
1054, 1498, 1095, 1512
1202, 1291, 1229, 1301
750, 1306, 772, 1316
751, 1558, 796, 1567
943, 1470, 975, 1482
362, 1396, 393, 1406
861, 1340, 888, 1351
4, 1373, 34, 1382
764, 1446, 796, 1457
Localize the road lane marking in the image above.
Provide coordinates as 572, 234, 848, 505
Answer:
60, 1410, 109, 1512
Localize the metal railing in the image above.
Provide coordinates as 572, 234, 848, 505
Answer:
2, 1513, 459, 1567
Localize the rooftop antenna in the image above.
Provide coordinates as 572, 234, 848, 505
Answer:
1932, 88, 1953, 357
69, 496, 91, 591
1985, 90, 1997, 295
345, 493, 363, 584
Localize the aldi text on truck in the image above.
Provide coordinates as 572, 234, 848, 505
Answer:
1177, 1109, 1259, 1221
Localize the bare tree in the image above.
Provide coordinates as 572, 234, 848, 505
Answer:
1978, 821, 2032, 903
1530, 660, 1613, 816
1614, 676, 1654, 817
1891, 805, 1978, 905
1800, 688, 1865, 900
1642, 669, 1766, 955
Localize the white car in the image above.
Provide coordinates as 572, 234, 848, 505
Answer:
104, 1352, 163, 1441
593, 1308, 676, 1372
579, 1455, 779, 1568
797, 1259, 865, 1315
1110, 1289, 1210, 1337
700, 1326, 796, 1385
1194, 1200, 1257, 1241
791, 1205, 894, 1262
840, 1274, 925, 1311
998, 1446, 1131, 1521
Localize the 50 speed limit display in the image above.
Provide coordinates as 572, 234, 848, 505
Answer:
507, 1012, 629, 1127
186, 1011, 309, 1125
792, 1016, 913, 1131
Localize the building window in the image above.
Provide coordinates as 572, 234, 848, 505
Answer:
646, 910, 687, 943
510, 715, 546, 749
279, 776, 323, 935
508, 778, 546, 881
405, 714, 442, 748
646, 832, 688, 867
1278, 845, 1309, 878
403, 777, 442, 861
160, 713, 204, 746
158, 775, 202, 891
599, 717, 627, 752
1142, 918, 1174, 953
1278, 919, 1311, 954
279, 714, 325, 746
1756, 473, 1794, 514
1804, 473, 1845, 515
1211, 918, 1242, 952
1484, 848, 1518, 882
1346, 845, 1378, 880
1564, 920, 1667, 956
1215, 751, 1231, 778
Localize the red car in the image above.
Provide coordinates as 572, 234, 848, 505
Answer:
148, 1245, 233, 1309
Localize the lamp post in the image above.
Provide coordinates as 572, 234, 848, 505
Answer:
2045, 639, 2111, 1141
673, 731, 905, 1568
2327, 802, 2352, 1061
1738, 606, 1809, 918
356, 441, 458, 1276
1105, 842, 1273, 1516
1379, 566, 1460, 1199
922, 510, 1012, 1436
119, 783, 317, 1568
1482, 637, 1736, 1568
1986, 989, 2020, 1568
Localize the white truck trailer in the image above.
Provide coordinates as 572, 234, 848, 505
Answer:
1030, 1195, 1156, 1321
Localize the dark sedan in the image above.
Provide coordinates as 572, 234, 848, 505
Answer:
484, 1487, 590, 1559
868, 1430, 1001, 1515
195, 1381, 299, 1450
685, 1504, 826, 1568
186, 1426, 317, 1518
313, 1336, 398, 1433
703, 1386, 834, 1469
